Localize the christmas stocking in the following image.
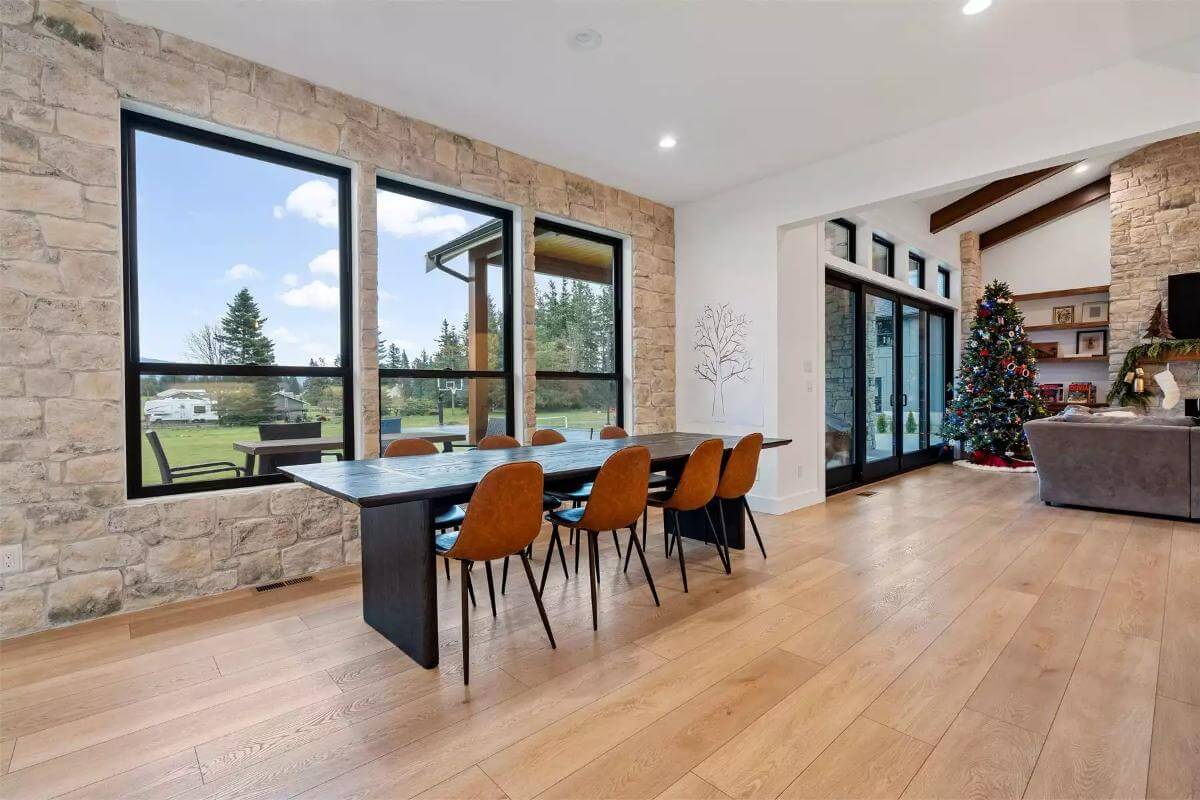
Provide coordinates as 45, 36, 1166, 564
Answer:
1155, 368, 1180, 410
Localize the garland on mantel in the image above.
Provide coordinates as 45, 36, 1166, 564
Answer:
1108, 339, 1200, 407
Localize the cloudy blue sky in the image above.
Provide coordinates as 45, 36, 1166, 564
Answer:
134, 129, 500, 368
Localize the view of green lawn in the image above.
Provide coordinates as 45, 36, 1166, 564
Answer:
143, 406, 615, 484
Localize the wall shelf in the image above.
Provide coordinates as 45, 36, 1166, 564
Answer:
1013, 285, 1110, 302
1026, 321, 1109, 332
1037, 355, 1108, 364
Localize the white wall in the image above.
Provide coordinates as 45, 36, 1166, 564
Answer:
982, 201, 1110, 292
676, 55, 1200, 514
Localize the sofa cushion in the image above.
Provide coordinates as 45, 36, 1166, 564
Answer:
1129, 416, 1196, 427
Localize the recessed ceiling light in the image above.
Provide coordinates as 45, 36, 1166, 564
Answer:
962, 0, 992, 14
568, 28, 602, 51
658, 135, 677, 149
1073, 162, 1090, 174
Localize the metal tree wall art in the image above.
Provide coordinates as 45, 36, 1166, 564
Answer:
693, 303, 753, 419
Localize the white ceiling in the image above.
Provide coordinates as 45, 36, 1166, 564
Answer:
109, 1, 1200, 205
912, 144, 1140, 235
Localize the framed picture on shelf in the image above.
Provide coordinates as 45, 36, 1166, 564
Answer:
1038, 383, 1064, 402
1031, 341, 1059, 359
1080, 300, 1109, 323
1053, 305, 1075, 325
1076, 329, 1107, 356
1067, 382, 1096, 403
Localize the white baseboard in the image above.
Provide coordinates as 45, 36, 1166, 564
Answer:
746, 489, 824, 516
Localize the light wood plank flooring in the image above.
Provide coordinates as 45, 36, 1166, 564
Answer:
1, 464, 1197, 800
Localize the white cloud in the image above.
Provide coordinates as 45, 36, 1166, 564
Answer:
272, 205, 285, 220
378, 191, 469, 239
280, 280, 340, 311
278, 179, 339, 228
379, 289, 398, 302
267, 326, 302, 345
224, 263, 262, 281
281, 272, 299, 288
308, 249, 339, 276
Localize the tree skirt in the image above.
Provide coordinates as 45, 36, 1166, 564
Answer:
953, 459, 1037, 474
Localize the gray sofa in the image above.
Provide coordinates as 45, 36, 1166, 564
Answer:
1024, 413, 1199, 519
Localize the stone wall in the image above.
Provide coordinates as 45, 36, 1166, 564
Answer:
0, 0, 676, 636
1109, 133, 1200, 408
959, 231, 982, 346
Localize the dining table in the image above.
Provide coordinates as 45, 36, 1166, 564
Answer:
281, 431, 790, 669
234, 431, 466, 474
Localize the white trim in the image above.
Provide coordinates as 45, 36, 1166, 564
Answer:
747, 488, 824, 515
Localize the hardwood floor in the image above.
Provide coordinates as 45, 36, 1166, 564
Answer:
1, 464, 1196, 800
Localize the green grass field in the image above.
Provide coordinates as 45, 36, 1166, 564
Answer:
141, 407, 613, 485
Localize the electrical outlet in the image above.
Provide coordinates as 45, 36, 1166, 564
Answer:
0, 545, 21, 575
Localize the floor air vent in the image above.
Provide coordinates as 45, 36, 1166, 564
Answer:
255, 575, 314, 593
857, 490, 879, 497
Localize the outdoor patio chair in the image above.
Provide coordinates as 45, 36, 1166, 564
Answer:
145, 429, 246, 485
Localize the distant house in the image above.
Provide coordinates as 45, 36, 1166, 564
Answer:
144, 388, 218, 423
273, 391, 307, 422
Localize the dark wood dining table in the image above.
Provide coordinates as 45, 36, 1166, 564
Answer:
281, 432, 790, 668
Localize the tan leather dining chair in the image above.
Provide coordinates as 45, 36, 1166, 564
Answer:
646, 438, 727, 592
716, 433, 767, 559
544, 446, 659, 629
531, 428, 566, 446
598, 425, 627, 440
436, 461, 555, 684
382, 436, 467, 590
478, 434, 521, 450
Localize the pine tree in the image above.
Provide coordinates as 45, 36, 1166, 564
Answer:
942, 280, 1046, 464
215, 289, 275, 365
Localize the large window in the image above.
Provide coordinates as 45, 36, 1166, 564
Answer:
376, 179, 513, 450
534, 220, 623, 440
122, 112, 353, 498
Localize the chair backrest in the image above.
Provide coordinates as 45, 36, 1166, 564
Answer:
579, 446, 651, 531
717, 433, 764, 500
448, 461, 545, 562
663, 438, 724, 512
531, 429, 566, 446
383, 437, 439, 457
258, 421, 321, 440
478, 434, 520, 450
599, 425, 628, 440
258, 421, 322, 468
144, 430, 173, 485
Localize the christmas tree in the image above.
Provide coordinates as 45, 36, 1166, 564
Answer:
942, 280, 1046, 466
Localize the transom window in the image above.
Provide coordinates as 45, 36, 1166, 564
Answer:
534, 220, 624, 439
825, 218, 856, 262
908, 252, 925, 289
871, 235, 894, 277
376, 178, 514, 450
938, 266, 951, 298
121, 111, 354, 497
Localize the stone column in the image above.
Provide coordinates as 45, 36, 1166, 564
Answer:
959, 231, 982, 345
357, 165, 380, 457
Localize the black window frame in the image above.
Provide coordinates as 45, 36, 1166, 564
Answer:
826, 218, 857, 263
375, 176, 516, 446
121, 110, 355, 499
937, 266, 951, 299
870, 234, 895, 278
907, 252, 926, 290
533, 218, 626, 429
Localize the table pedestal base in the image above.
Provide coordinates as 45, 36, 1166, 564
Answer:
360, 500, 438, 668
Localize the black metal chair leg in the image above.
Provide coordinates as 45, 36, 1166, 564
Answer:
628, 525, 660, 606
623, 526, 634, 573
443, 557, 450, 581
574, 529, 581, 574
704, 506, 731, 574
460, 560, 471, 685
554, 525, 569, 580
501, 555, 509, 595
539, 527, 556, 594
465, 565, 476, 607
484, 561, 497, 617
716, 505, 734, 573
743, 497, 767, 558
673, 513, 688, 593
594, 530, 602, 583
520, 552, 556, 649
587, 530, 599, 630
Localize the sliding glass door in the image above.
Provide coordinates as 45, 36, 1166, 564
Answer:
826, 273, 952, 491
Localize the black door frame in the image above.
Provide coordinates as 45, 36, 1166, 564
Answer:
825, 271, 953, 494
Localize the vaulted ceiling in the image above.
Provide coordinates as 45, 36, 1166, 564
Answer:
106, 1, 1200, 204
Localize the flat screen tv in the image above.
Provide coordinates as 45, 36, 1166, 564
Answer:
1167, 272, 1200, 339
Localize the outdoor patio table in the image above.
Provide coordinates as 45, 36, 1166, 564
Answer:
280, 432, 790, 669
235, 432, 467, 474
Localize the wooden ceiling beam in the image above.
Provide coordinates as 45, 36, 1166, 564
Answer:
929, 162, 1076, 233
979, 176, 1110, 250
